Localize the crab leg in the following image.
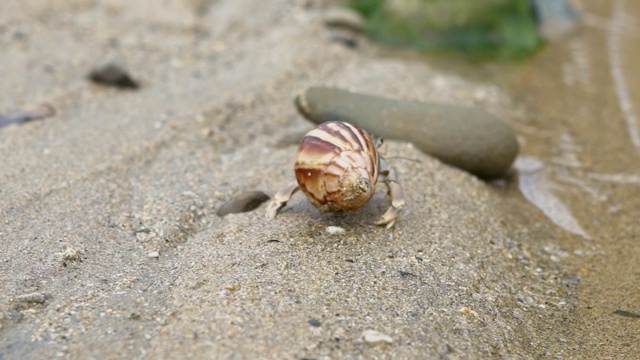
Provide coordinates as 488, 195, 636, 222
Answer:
265, 181, 299, 219
374, 159, 405, 228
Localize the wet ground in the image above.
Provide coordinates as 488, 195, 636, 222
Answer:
383, 0, 640, 355
505, 0, 639, 356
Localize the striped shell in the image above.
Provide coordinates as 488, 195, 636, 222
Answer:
294, 121, 379, 213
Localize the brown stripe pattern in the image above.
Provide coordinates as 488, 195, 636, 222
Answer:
294, 121, 379, 213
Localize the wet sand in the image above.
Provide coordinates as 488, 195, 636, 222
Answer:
507, 0, 640, 356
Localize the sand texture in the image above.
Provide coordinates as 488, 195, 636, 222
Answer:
2, 1, 637, 359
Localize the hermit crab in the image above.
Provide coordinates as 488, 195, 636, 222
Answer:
265, 121, 405, 228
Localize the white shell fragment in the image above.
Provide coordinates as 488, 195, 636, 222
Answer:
17, 292, 46, 304
326, 226, 346, 236
362, 329, 393, 344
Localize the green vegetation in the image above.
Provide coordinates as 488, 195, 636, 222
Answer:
349, 0, 542, 60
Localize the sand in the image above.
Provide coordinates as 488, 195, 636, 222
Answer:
1, 0, 637, 359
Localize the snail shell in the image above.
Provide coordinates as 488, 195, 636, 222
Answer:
294, 121, 379, 213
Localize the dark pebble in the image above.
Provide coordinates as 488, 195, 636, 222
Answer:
330, 35, 358, 49
88, 64, 140, 89
0, 103, 56, 128
307, 318, 321, 327
216, 191, 270, 217
399, 270, 416, 278
612, 310, 640, 319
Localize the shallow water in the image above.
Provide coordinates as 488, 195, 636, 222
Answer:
506, 0, 640, 355
382, 0, 640, 355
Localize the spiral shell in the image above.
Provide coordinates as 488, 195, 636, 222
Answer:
294, 121, 379, 213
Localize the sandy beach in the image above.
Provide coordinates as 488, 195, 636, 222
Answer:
1, 0, 638, 359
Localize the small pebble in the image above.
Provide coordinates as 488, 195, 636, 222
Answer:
134, 227, 151, 234
0, 103, 56, 128
565, 278, 580, 285
399, 270, 415, 278
330, 34, 358, 49
217, 191, 270, 217
362, 329, 393, 344
62, 247, 81, 261
147, 251, 159, 258
612, 310, 640, 319
88, 63, 139, 89
459, 306, 479, 317
326, 226, 346, 236
16, 292, 46, 304
307, 318, 321, 327
324, 7, 365, 32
